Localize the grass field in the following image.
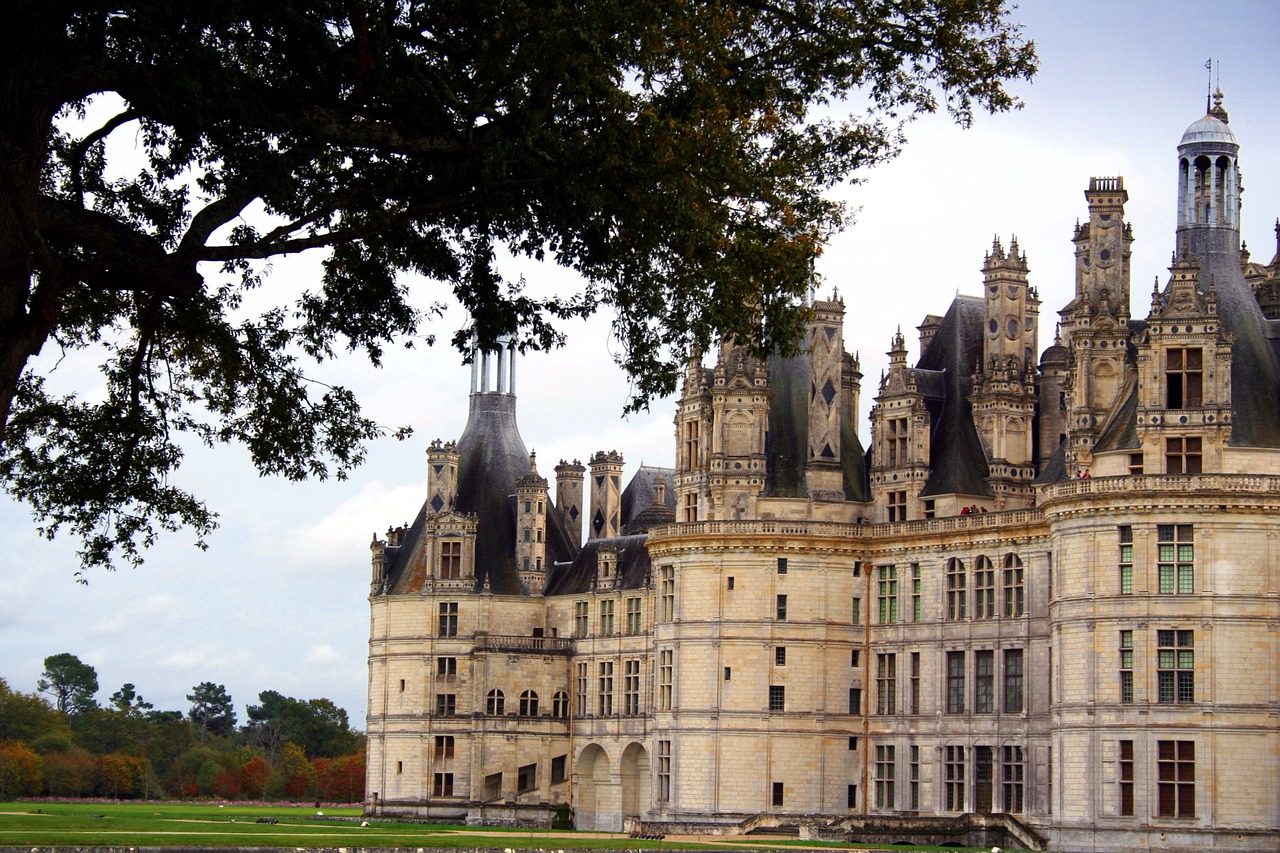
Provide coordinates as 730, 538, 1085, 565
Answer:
0, 801, 1004, 851
0, 801, 672, 849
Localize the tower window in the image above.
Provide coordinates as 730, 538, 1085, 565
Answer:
1166, 348, 1203, 409
887, 417, 908, 467
440, 541, 462, 578
1165, 437, 1202, 474
887, 490, 907, 522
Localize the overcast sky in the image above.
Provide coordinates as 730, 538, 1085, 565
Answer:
3, 1, 1279, 727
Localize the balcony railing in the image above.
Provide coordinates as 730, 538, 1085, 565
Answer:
473, 634, 575, 654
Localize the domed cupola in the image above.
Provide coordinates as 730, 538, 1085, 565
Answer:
1176, 89, 1242, 258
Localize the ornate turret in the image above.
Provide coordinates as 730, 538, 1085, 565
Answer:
588, 450, 624, 540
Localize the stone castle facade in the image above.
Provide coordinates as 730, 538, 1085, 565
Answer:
365, 94, 1280, 852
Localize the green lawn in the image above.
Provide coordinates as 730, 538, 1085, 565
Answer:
0, 801, 682, 848
0, 802, 1009, 851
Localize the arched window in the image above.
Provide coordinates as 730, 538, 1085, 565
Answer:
486, 689, 505, 716
519, 690, 539, 717
1002, 554, 1025, 617
946, 558, 967, 620
974, 556, 995, 619
553, 690, 570, 719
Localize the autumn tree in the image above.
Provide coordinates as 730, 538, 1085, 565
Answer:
36, 653, 99, 714
0, 677, 68, 743
0, 1, 1035, 573
0, 740, 43, 800
245, 691, 360, 761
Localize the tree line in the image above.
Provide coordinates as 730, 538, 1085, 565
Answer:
0, 653, 363, 802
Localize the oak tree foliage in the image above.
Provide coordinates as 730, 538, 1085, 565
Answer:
0, 1, 1035, 572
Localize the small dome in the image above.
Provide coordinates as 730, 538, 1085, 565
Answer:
1180, 113, 1237, 147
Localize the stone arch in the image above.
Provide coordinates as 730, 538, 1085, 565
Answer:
620, 741, 651, 819
574, 743, 620, 832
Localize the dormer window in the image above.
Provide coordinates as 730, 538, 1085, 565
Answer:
1166, 348, 1203, 409
440, 541, 462, 579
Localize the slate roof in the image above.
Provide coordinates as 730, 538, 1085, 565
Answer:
763, 351, 868, 500
915, 296, 992, 498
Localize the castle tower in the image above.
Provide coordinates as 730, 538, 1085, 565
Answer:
515, 452, 549, 593
706, 342, 770, 519
1170, 89, 1280, 447
1037, 330, 1069, 466
971, 237, 1039, 508
1061, 178, 1135, 473
588, 450, 624, 540
554, 459, 585, 546
673, 348, 711, 522
426, 439, 459, 513
869, 329, 929, 521
805, 295, 846, 501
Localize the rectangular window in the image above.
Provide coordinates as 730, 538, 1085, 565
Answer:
1157, 524, 1194, 594
1118, 740, 1134, 816
887, 416, 909, 467
887, 489, 907, 522
660, 566, 675, 620
399, 678, 406, 692
623, 659, 641, 715
849, 687, 862, 714
1165, 436, 1203, 474
727, 576, 735, 590
1003, 555, 1025, 616
517, 762, 537, 794
724, 666, 731, 681
777, 557, 788, 574
769, 685, 786, 712
657, 740, 671, 802
1157, 629, 1194, 703
877, 565, 898, 623
1129, 452, 1144, 475
599, 599, 615, 635
946, 559, 967, 620
576, 662, 589, 716
910, 652, 921, 714
438, 601, 459, 636
772, 781, 785, 807
682, 490, 697, 522
658, 649, 673, 710
436, 656, 457, 677
848, 736, 859, 750
597, 661, 614, 715
1004, 649, 1024, 713
852, 596, 861, 624
434, 735, 455, 758
776, 594, 788, 621
1002, 745, 1024, 814
944, 745, 966, 811
876, 653, 897, 714
847, 783, 858, 809
1157, 740, 1195, 817
911, 563, 922, 622
851, 649, 861, 668
433, 772, 454, 797
875, 745, 896, 809
946, 651, 965, 714
625, 597, 642, 634
440, 541, 462, 578
1119, 631, 1134, 703
1119, 525, 1134, 594
975, 557, 996, 619
775, 646, 787, 666
1166, 347, 1203, 409
435, 693, 456, 716
551, 754, 568, 785
975, 650, 994, 713
909, 745, 921, 810
573, 601, 589, 637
